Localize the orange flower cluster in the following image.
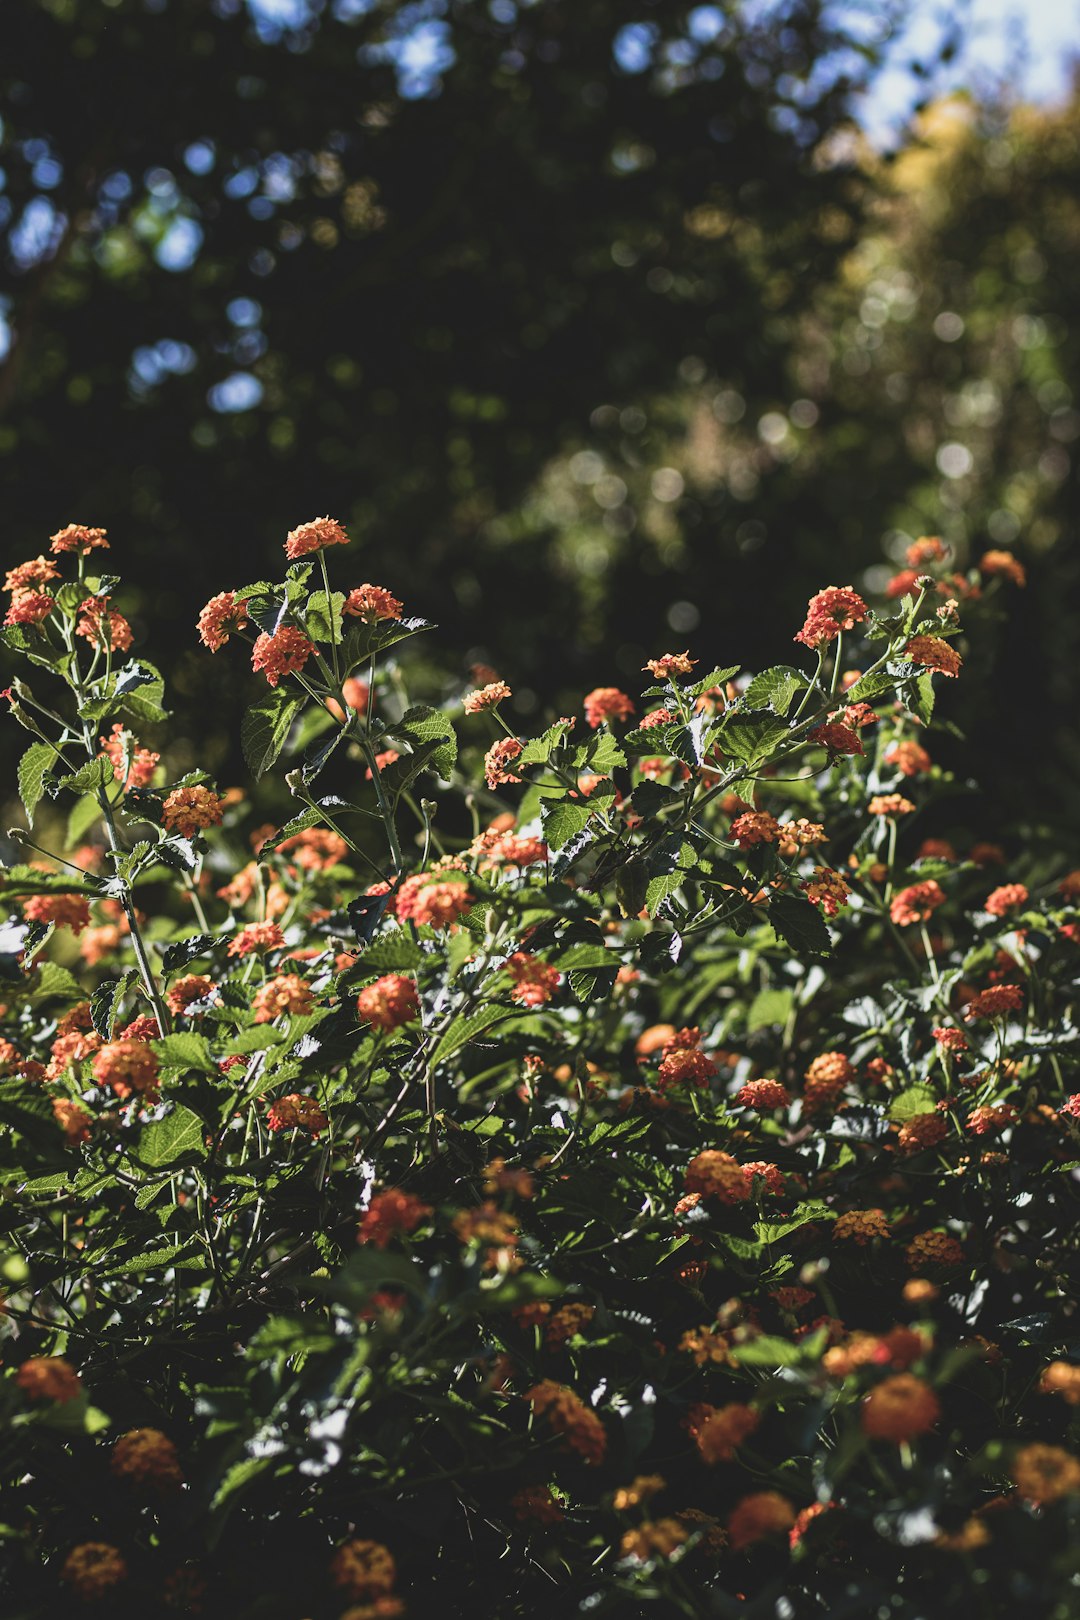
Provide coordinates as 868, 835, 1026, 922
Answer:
644, 650, 696, 678
525, 1380, 607, 1464
51, 523, 109, 554
807, 721, 863, 757
695, 1402, 759, 1464
53, 1097, 92, 1142
963, 983, 1024, 1020
885, 739, 932, 776
358, 1188, 433, 1248
15, 1356, 83, 1403
897, 1113, 948, 1156
730, 810, 780, 847
252, 973, 315, 1023
800, 866, 851, 917
266, 1093, 327, 1135
868, 793, 915, 817
905, 1230, 964, 1272
5, 590, 54, 626
329, 1538, 397, 1599
344, 583, 403, 621
22, 893, 91, 935
728, 1491, 796, 1550
736, 1078, 790, 1111
584, 686, 635, 728
1011, 1444, 1080, 1504
76, 596, 133, 651
60, 1543, 127, 1599
833, 1208, 890, 1244
1039, 1362, 1080, 1405
357, 974, 420, 1030
92, 1039, 160, 1101
100, 723, 159, 788
112, 1427, 184, 1490
485, 736, 524, 789
619, 1518, 689, 1562
890, 880, 945, 927
979, 548, 1026, 586
251, 624, 315, 686
984, 882, 1028, 917
463, 680, 512, 713
166, 975, 217, 1016
5, 554, 59, 593
284, 515, 350, 559
905, 635, 962, 677
197, 590, 248, 651
684, 1150, 749, 1204
278, 826, 348, 870
162, 784, 226, 840
228, 921, 286, 958
507, 952, 562, 1007
793, 586, 868, 649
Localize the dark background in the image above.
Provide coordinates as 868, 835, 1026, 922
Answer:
2, 0, 1078, 816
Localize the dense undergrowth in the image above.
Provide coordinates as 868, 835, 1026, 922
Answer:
1, 520, 1079, 1619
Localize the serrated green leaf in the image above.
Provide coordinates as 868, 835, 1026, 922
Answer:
430, 1005, 510, 1068
137, 1104, 208, 1167
740, 665, 807, 717
151, 1033, 217, 1073
385, 704, 457, 782
768, 893, 832, 957
353, 934, 428, 972
889, 1083, 938, 1122
57, 756, 112, 796
541, 784, 614, 850
241, 687, 304, 779
17, 741, 55, 825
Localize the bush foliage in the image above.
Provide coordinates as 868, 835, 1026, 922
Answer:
2, 521, 1079, 1618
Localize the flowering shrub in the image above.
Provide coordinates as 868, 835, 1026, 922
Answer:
0, 525, 1077, 1618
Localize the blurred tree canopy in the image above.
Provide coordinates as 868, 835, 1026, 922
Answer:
3, 0, 1077, 813
1, 1, 884, 643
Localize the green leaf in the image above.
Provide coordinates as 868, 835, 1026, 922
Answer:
911, 670, 936, 726
29, 961, 84, 1002
57, 756, 112, 796
354, 934, 428, 972
746, 986, 794, 1031
17, 741, 55, 825
151, 1033, 217, 1074
740, 665, 807, 717
689, 664, 741, 697
241, 687, 304, 779
430, 1005, 510, 1068
103, 1239, 202, 1276
90, 973, 136, 1039
731, 1333, 811, 1367
303, 588, 346, 643
137, 1104, 208, 1167
385, 704, 457, 782
340, 615, 435, 674
576, 731, 626, 773
541, 784, 614, 850
66, 792, 102, 848
768, 893, 831, 957
889, 1083, 938, 1122
519, 721, 571, 767
161, 933, 215, 971
210, 1455, 277, 1514
720, 712, 790, 765
842, 669, 897, 705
